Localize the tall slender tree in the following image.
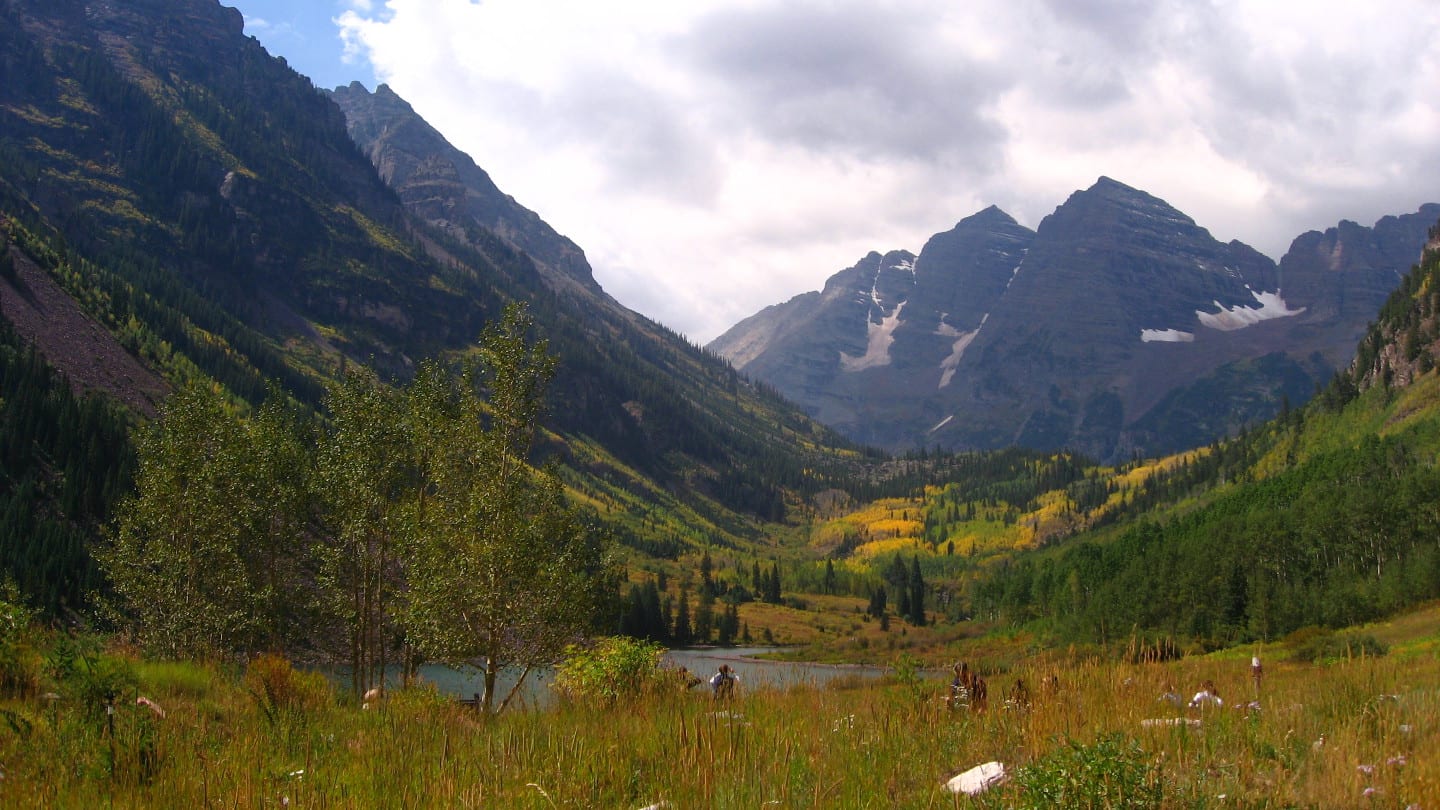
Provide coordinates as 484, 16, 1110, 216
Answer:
402, 304, 610, 713
908, 556, 926, 626
314, 370, 409, 696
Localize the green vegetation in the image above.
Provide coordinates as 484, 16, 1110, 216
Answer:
3, 2, 1440, 803
0, 319, 133, 616
3, 606, 1438, 807
98, 305, 613, 710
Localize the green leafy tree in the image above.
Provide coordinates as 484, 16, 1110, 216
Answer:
101, 385, 272, 658
403, 305, 610, 713
314, 370, 409, 696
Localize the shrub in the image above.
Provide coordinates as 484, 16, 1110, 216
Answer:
1289, 631, 1389, 663
0, 581, 39, 697
1007, 733, 1169, 809
45, 634, 138, 723
551, 636, 667, 706
243, 653, 332, 724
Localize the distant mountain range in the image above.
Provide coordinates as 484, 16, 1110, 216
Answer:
709, 179, 1439, 460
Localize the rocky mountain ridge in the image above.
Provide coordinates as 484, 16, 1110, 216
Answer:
710, 178, 1439, 460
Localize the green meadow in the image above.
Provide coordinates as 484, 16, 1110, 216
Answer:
4, 604, 1438, 808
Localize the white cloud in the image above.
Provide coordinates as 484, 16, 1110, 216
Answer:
337, 0, 1440, 343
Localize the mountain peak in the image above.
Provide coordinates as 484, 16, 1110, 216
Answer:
1081, 176, 1165, 206
330, 82, 601, 293
966, 204, 1019, 227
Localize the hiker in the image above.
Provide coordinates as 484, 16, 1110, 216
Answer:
1006, 678, 1030, 711
948, 662, 987, 711
1189, 679, 1223, 709
677, 666, 703, 690
710, 664, 738, 700
947, 662, 970, 709
1159, 683, 1184, 707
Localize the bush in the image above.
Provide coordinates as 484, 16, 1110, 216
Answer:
45, 634, 138, 723
1007, 733, 1169, 809
1289, 631, 1389, 663
243, 653, 332, 724
0, 582, 39, 697
551, 636, 667, 706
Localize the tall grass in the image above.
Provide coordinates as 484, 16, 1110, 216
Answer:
1, 644, 1436, 807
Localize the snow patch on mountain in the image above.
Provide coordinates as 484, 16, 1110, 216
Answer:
1005, 255, 1026, 290
1141, 328, 1195, 343
841, 300, 907, 372
936, 312, 988, 388
1197, 289, 1305, 331
929, 415, 954, 433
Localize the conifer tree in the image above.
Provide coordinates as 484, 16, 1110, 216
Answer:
908, 556, 926, 626
674, 585, 693, 645
695, 588, 715, 643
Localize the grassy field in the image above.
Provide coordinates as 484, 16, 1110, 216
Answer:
3, 607, 1438, 808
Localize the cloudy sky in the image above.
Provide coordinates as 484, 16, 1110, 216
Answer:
229, 0, 1440, 344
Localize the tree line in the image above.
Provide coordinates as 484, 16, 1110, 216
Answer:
0, 318, 134, 617
99, 305, 613, 711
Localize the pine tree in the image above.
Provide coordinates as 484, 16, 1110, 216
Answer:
674, 586, 693, 645
695, 588, 715, 643
908, 556, 926, 626
868, 585, 887, 619
700, 549, 714, 597
766, 562, 782, 603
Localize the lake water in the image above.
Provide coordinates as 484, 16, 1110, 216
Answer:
344, 647, 891, 709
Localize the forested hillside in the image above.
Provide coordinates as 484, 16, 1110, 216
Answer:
0, 0, 877, 622
0, 315, 132, 616
967, 232, 1440, 648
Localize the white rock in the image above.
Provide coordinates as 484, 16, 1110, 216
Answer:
944, 761, 1006, 795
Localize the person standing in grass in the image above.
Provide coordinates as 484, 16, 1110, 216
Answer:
710, 664, 738, 700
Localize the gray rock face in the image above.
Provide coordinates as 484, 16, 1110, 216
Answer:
710, 178, 1438, 460
1279, 204, 1440, 360
329, 83, 599, 297
710, 207, 1034, 441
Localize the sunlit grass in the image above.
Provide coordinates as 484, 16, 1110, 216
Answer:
7, 624, 1438, 808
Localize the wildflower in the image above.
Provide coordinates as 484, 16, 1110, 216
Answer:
1357, 764, 1375, 776
1387, 755, 1407, 768
1363, 787, 1379, 798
